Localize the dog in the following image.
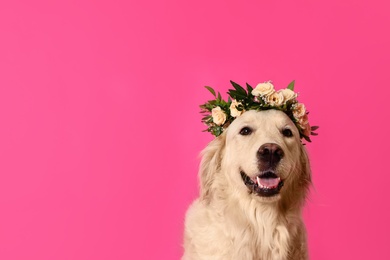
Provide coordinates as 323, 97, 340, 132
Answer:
183, 109, 311, 260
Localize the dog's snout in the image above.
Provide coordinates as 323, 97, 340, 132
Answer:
257, 143, 284, 165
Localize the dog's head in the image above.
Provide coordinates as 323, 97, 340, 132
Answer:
199, 109, 311, 204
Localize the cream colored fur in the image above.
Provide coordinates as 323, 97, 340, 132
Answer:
183, 110, 311, 260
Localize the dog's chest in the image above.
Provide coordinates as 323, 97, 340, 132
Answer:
223, 207, 291, 260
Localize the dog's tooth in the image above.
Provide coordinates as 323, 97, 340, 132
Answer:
256, 176, 261, 187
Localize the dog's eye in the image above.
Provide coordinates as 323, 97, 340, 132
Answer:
282, 128, 293, 137
239, 127, 252, 136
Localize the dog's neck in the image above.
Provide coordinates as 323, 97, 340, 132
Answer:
208, 192, 295, 259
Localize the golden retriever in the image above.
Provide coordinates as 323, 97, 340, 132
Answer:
183, 109, 311, 260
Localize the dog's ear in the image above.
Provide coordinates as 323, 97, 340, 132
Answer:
299, 145, 312, 191
199, 134, 226, 202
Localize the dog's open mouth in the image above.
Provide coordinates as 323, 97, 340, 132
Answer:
240, 170, 284, 197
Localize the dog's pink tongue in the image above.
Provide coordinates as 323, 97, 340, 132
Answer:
259, 178, 280, 188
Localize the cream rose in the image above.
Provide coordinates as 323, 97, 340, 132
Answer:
298, 114, 309, 126
297, 114, 311, 136
229, 99, 244, 117
251, 82, 275, 97
211, 106, 227, 126
277, 89, 297, 102
292, 103, 306, 119
266, 91, 284, 107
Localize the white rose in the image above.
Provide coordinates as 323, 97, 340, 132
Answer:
292, 103, 306, 119
266, 91, 284, 107
277, 89, 297, 103
251, 82, 275, 97
211, 107, 227, 126
229, 99, 244, 117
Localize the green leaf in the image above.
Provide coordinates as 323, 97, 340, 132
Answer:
287, 80, 295, 91
217, 92, 222, 101
246, 83, 253, 95
227, 89, 247, 100
227, 89, 236, 96
205, 86, 216, 97
208, 100, 217, 106
211, 126, 222, 137
230, 80, 247, 95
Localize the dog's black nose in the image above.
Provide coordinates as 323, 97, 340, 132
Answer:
257, 143, 284, 166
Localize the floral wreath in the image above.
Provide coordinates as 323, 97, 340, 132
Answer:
200, 80, 318, 142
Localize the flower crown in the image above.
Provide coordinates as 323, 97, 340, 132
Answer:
200, 80, 318, 142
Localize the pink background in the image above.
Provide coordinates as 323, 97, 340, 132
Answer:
0, 0, 389, 259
